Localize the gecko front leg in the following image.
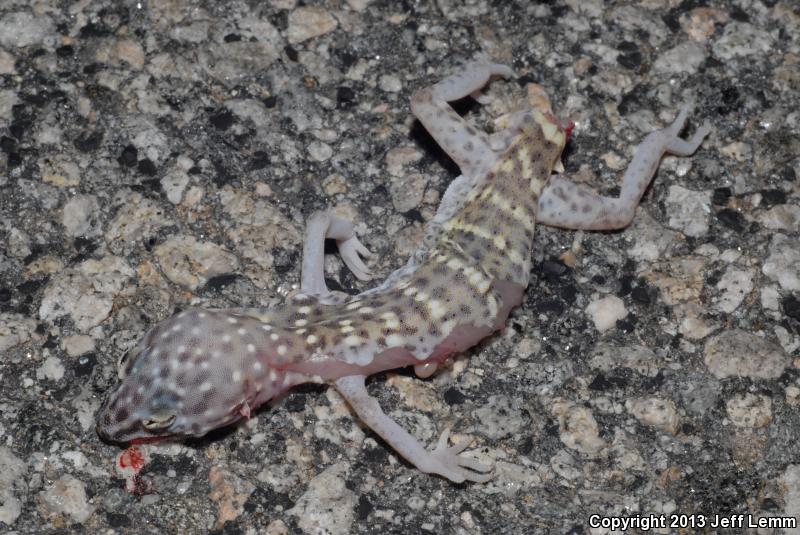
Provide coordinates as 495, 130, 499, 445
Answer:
301, 211, 374, 296
334, 375, 492, 483
536, 104, 712, 230
411, 62, 514, 179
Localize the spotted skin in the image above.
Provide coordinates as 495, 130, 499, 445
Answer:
97, 63, 710, 483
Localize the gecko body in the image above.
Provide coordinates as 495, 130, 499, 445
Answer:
97, 64, 710, 482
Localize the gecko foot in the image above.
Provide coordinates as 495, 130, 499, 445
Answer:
424, 428, 493, 483
338, 235, 374, 281
663, 104, 712, 156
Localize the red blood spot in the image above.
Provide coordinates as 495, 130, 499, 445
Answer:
563, 119, 575, 139
543, 112, 575, 140
119, 446, 146, 472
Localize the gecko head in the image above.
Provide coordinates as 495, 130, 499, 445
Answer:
96, 308, 286, 444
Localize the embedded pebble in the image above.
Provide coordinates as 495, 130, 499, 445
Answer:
389, 172, 426, 213
665, 185, 710, 237
0, 47, 15, 74
675, 376, 721, 417
386, 146, 423, 176
678, 304, 717, 340
712, 21, 775, 60
731, 428, 768, 466
761, 286, 781, 312
38, 474, 94, 524
37, 356, 65, 382
39, 256, 135, 331
97, 39, 146, 70
62, 194, 101, 237
0, 312, 38, 352
322, 174, 347, 195
653, 41, 706, 74
346, 0, 372, 10
762, 233, 800, 291
589, 343, 661, 377
113, 39, 146, 69
550, 399, 607, 456
379, 74, 403, 92
287, 463, 356, 534
61, 335, 95, 357
287, 6, 338, 44
199, 41, 280, 85
642, 256, 706, 305
0, 446, 26, 526
585, 295, 627, 332
161, 168, 191, 204
703, 330, 787, 379
153, 236, 240, 291
720, 141, 751, 161
625, 397, 680, 435
307, 141, 333, 162
0, 90, 18, 130
779, 464, 800, 525
725, 393, 772, 428
714, 266, 754, 313
170, 21, 210, 44
627, 211, 680, 262
471, 395, 526, 440
680, 7, 729, 41
787, 385, 800, 406
225, 99, 272, 135
549, 449, 582, 481
757, 204, 800, 232
217, 187, 301, 285
0, 11, 54, 48
208, 466, 256, 528
105, 192, 173, 245
41, 155, 81, 187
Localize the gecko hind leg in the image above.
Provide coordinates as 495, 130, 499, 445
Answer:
301, 211, 374, 296
335, 375, 493, 483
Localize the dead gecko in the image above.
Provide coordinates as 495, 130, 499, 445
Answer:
96, 63, 711, 483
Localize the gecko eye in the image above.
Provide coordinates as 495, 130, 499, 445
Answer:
142, 410, 176, 431
117, 345, 141, 379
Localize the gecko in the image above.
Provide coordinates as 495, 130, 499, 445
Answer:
96, 63, 711, 483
